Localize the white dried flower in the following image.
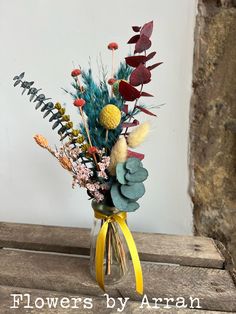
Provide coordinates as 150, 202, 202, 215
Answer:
127, 122, 150, 148
108, 136, 127, 175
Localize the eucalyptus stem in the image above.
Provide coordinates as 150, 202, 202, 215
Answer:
124, 83, 144, 136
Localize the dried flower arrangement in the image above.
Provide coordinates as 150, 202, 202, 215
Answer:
13, 21, 162, 295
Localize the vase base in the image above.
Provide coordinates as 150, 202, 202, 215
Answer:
90, 261, 130, 287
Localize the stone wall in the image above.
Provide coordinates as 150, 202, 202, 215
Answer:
190, 0, 236, 262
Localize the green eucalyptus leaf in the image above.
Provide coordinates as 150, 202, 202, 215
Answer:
29, 94, 35, 102
19, 72, 25, 79
125, 157, 142, 174
35, 101, 43, 110
125, 167, 148, 183
41, 103, 48, 112
60, 133, 70, 141
52, 120, 60, 130
58, 125, 67, 135
120, 182, 145, 199
116, 163, 127, 185
49, 112, 61, 122
111, 182, 128, 211
41, 101, 53, 112
43, 110, 51, 118
46, 102, 54, 109
125, 201, 140, 212
22, 88, 27, 95
127, 181, 135, 186
13, 80, 21, 87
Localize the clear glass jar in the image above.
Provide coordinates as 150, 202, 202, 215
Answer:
90, 200, 130, 286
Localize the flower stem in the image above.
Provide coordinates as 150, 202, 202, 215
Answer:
79, 107, 99, 169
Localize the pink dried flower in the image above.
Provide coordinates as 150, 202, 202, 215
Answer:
75, 163, 93, 187
100, 183, 110, 190
94, 191, 104, 202
97, 170, 108, 179
86, 182, 100, 192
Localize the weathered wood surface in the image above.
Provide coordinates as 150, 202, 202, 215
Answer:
0, 249, 235, 312
0, 222, 224, 268
0, 286, 232, 314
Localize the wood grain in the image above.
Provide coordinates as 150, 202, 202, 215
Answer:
0, 222, 224, 268
0, 249, 235, 312
0, 285, 232, 314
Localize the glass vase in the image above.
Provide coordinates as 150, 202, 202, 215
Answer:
90, 200, 130, 286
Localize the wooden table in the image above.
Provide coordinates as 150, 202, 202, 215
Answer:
0, 222, 235, 313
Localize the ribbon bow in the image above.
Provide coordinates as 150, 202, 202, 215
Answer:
94, 210, 143, 295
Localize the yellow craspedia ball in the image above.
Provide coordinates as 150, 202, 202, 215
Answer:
99, 104, 121, 130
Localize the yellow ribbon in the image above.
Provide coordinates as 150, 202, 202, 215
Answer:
94, 210, 143, 295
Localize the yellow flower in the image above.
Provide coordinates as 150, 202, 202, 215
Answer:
99, 104, 121, 130
54, 102, 61, 110
33, 134, 49, 149
71, 129, 80, 137
76, 136, 85, 144
81, 144, 89, 152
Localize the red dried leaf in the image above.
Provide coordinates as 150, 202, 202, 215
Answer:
147, 62, 163, 71
140, 21, 153, 38
119, 80, 140, 101
135, 35, 151, 53
127, 35, 140, 44
128, 150, 145, 160
136, 105, 157, 116
122, 104, 129, 114
125, 56, 146, 68
122, 120, 139, 128
141, 91, 154, 97
130, 64, 151, 86
132, 26, 141, 32
146, 51, 156, 61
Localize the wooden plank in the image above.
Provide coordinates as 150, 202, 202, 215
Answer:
0, 222, 224, 268
0, 285, 232, 314
0, 249, 235, 312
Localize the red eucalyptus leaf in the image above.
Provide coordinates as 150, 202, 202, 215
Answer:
122, 104, 129, 114
136, 105, 157, 116
119, 80, 140, 101
127, 35, 140, 44
147, 62, 163, 71
140, 21, 153, 38
134, 35, 151, 53
128, 150, 145, 160
132, 26, 141, 32
125, 56, 146, 68
130, 63, 151, 86
146, 51, 156, 62
141, 91, 154, 97
122, 120, 139, 128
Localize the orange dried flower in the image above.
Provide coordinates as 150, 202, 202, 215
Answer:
34, 134, 49, 149
58, 156, 72, 171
